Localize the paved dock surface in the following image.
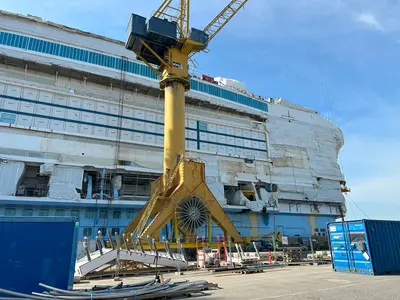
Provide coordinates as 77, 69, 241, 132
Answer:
75, 265, 400, 299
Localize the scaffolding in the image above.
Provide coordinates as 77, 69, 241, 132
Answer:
82, 169, 160, 201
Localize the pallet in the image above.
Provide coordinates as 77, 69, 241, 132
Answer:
233, 269, 264, 274
285, 260, 331, 266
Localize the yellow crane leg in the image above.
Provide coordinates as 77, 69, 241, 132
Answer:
141, 183, 187, 237
196, 182, 243, 243
124, 196, 165, 235
163, 80, 186, 173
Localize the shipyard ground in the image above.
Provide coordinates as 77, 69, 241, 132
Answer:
76, 265, 400, 299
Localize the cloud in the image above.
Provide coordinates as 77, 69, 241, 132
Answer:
356, 12, 384, 31
339, 94, 400, 220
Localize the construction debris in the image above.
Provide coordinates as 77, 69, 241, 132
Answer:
0, 278, 219, 300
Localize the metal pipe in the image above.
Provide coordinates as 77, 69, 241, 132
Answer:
238, 243, 245, 258
98, 230, 106, 249
253, 241, 260, 259
217, 236, 221, 263
0, 278, 213, 300
178, 238, 187, 261
96, 236, 103, 255
152, 238, 159, 257
164, 238, 174, 259
309, 236, 316, 265
122, 233, 129, 251
137, 237, 145, 253
115, 232, 121, 250
107, 230, 115, 250
84, 237, 91, 262
228, 236, 233, 265
147, 236, 153, 252
202, 236, 206, 268
208, 217, 212, 242
195, 236, 199, 266
100, 168, 105, 201
235, 243, 242, 259
130, 233, 137, 251
272, 233, 276, 264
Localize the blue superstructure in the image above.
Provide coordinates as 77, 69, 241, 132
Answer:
0, 205, 334, 241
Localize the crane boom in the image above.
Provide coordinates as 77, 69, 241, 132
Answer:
153, 0, 173, 18
204, 0, 248, 43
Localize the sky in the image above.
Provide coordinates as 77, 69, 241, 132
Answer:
1, 0, 399, 220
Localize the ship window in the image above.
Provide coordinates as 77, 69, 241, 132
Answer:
113, 211, 121, 219
4, 208, 16, 216
71, 210, 80, 217
314, 228, 319, 232
0, 32, 268, 116
111, 228, 120, 236
99, 210, 108, 219
126, 211, 135, 219
320, 228, 326, 232
265, 183, 278, 193
198, 121, 208, 131
39, 209, 49, 216
55, 209, 65, 216
48, 43, 54, 54
83, 227, 93, 237
85, 210, 95, 219
0, 113, 16, 124
22, 208, 33, 216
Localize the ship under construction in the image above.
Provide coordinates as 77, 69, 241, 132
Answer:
0, 5, 347, 249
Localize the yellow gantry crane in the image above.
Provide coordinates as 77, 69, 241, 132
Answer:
124, 0, 248, 246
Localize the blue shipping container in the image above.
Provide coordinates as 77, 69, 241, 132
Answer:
0, 217, 78, 295
328, 219, 400, 275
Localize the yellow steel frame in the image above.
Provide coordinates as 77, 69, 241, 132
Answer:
203, 0, 248, 43
124, 158, 243, 243
123, 0, 248, 248
153, 0, 173, 18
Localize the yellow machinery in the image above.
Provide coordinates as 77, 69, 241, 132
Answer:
123, 0, 248, 246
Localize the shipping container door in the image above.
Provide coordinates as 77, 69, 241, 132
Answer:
329, 223, 352, 273
329, 221, 373, 275
347, 228, 373, 274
